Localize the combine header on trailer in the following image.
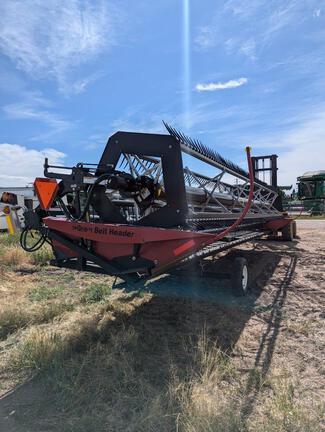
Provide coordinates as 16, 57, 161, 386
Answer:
21, 123, 295, 294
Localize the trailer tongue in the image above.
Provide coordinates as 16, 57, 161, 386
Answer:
20, 123, 294, 290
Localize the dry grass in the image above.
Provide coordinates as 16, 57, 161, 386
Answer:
249, 373, 324, 432
29, 244, 53, 266
0, 229, 324, 432
1, 246, 29, 267
171, 332, 244, 432
0, 233, 53, 267
10, 327, 64, 371
285, 318, 315, 336
0, 305, 31, 340
0, 301, 74, 339
6, 325, 323, 432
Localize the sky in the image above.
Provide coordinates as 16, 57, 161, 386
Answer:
0, 0, 324, 188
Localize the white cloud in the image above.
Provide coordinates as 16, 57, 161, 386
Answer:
84, 132, 108, 150
225, 37, 257, 60
3, 102, 70, 132
224, 0, 266, 17
196, 77, 248, 92
239, 39, 257, 60
195, 1, 320, 56
0, 0, 117, 94
109, 102, 241, 137
0, 144, 66, 186
68, 72, 105, 94
3, 93, 72, 141
263, 3, 300, 41
252, 108, 325, 186
195, 26, 218, 49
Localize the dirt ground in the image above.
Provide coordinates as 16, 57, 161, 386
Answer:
0, 220, 324, 431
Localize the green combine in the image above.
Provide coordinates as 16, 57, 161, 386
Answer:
297, 171, 325, 215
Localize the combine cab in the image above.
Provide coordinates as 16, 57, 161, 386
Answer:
297, 171, 325, 215
21, 124, 295, 294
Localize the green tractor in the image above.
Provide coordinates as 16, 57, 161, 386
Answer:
297, 171, 325, 215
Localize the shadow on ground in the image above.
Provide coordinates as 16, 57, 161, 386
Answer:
0, 244, 297, 432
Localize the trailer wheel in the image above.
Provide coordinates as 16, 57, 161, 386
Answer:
281, 222, 294, 241
231, 257, 249, 296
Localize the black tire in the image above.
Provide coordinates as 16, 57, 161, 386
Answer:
282, 222, 294, 241
231, 257, 249, 296
292, 221, 297, 238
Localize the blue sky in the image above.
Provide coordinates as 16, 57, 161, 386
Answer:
0, 0, 324, 187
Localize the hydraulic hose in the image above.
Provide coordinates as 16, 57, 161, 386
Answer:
75, 173, 111, 221
20, 227, 47, 252
56, 173, 111, 222
212, 146, 255, 242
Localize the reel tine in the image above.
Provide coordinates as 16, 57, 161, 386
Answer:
163, 121, 252, 180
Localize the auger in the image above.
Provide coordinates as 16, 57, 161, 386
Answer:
20, 123, 295, 295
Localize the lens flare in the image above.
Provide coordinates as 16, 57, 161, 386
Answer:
183, 0, 190, 130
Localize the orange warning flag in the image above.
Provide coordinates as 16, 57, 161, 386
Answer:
34, 178, 59, 210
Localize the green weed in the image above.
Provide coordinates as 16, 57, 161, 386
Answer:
29, 285, 64, 302
10, 328, 64, 371
30, 245, 53, 266
0, 232, 20, 247
81, 283, 112, 304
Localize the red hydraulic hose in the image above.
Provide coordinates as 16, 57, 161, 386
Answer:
212, 146, 255, 242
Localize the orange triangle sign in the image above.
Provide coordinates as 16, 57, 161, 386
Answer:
34, 178, 59, 210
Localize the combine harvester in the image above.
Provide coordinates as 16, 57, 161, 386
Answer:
297, 170, 325, 215
21, 124, 296, 295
